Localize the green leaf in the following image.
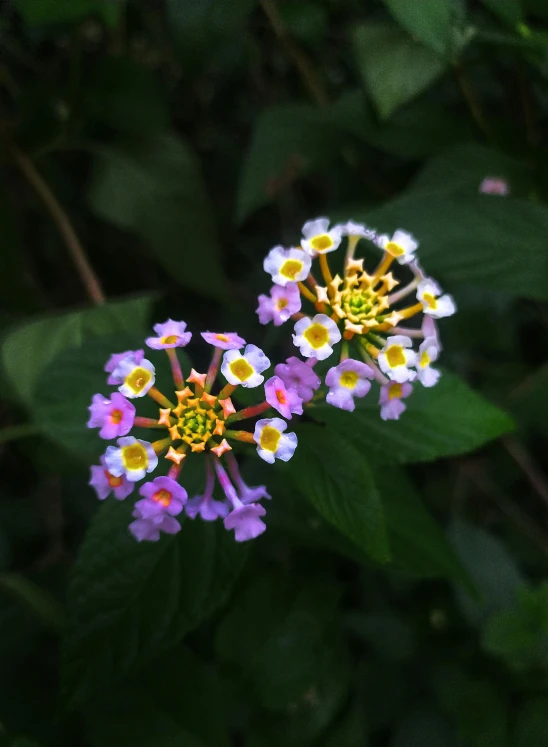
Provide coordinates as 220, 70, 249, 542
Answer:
310, 372, 513, 465
391, 704, 460, 747
0, 573, 64, 631
514, 699, 548, 747
62, 494, 248, 708
382, 0, 455, 57
14, 0, 121, 26
87, 135, 227, 299
353, 23, 448, 120
449, 519, 526, 626
0, 295, 153, 406
287, 425, 390, 563
479, 0, 523, 26
237, 105, 341, 223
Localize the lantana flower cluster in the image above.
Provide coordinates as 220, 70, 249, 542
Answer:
88, 322, 301, 543
257, 217, 456, 420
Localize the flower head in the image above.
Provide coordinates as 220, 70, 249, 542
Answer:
379, 382, 413, 421
416, 337, 440, 387
301, 217, 342, 256
254, 418, 298, 464
264, 246, 311, 286
325, 359, 374, 412
112, 354, 156, 398
221, 344, 270, 388
265, 375, 303, 419
201, 331, 246, 350
87, 392, 135, 439
274, 356, 320, 403
136, 476, 187, 519
104, 436, 158, 482
257, 284, 301, 326
89, 456, 134, 501
378, 336, 417, 383
146, 319, 192, 350
417, 279, 457, 319
293, 314, 341, 360
105, 349, 144, 385
379, 229, 418, 265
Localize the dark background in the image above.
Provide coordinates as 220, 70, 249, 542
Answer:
1, 0, 548, 745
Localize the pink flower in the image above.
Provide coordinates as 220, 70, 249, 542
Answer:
201, 331, 246, 350
224, 503, 267, 542
89, 456, 134, 501
186, 459, 229, 521
379, 382, 413, 421
256, 284, 301, 326
135, 476, 187, 519
325, 359, 374, 412
479, 177, 509, 196
146, 319, 192, 350
274, 356, 320, 403
104, 349, 143, 385
129, 515, 181, 542
87, 392, 135, 439
264, 375, 303, 419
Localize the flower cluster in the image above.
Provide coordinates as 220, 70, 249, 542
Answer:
257, 217, 456, 420
88, 321, 301, 543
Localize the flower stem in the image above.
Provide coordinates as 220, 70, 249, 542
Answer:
388, 278, 419, 306
226, 401, 271, 424
205, 348, 222, 393
298, 281, 317, 304
134, 416, 168, 428
224, 429, 255, 444
152, 437, 172, 455
319, 253, 332, 285
148, 387, 175, 409
166, 348, 184, 390
371, 252, 394, 286
388, 326, 424, 338
398, 302, 424, 321
218, 383, 237, 400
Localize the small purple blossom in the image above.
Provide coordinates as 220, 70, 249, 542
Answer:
224, 502, 267, 542
225, 452, 271, 505
146, 319, 192, 350
89, 456, 134, 501
479, 177, 509, 196
105, 349, 144, 385
256, 284, 301, 327
135, 476, 187, 520
274, 356, 321, 403
87, 392, 135, 439
265, 375, 303, 419
186, 460, 229, 521
325, 359, 374, 412
129, 514, 181, 542
379, 382, 413, 421
201, 331, 246, 350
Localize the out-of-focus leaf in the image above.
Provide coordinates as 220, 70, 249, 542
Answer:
310, 372, 513, 465
13, 0, 120, 26
287, 426, 390, 563
479, 0, 523, 26
346, 611, 416, 661
86, 646, 229, 747
0, 296, 153, 405
318, 701, 368, 747
382, 0, 454, 57
279, 2, 328, 46
514, 699, 548, 747
62, 494, 248, 708
0, 573, 64, 631
353, 23, 448, 119
88, 135, 227, 299
391, 703, 460, 747
449, 519, 526, 626
237, 105, 341, 223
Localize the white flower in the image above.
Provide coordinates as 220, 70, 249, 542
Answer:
292, 314, 341, 360
334, 220, 376, 240
378, 335, 417, 383
417, 279, 457, 318
301, 217, 342, 256
253, 418, 298, 464
264, 246, 311, 286
221, 344, 271, 388
104, 437, 158, 482
113, 355, 156, 398
380, 229, 418, 265
416, 337, 440, 388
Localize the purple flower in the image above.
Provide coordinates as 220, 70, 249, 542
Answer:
264, 375, 303, 419
105, 349, 144, 385
224, 502, 267, 542
325, 359, 374, 412
87, 392, 136, 439
186, 460, 229, 521
89, 456, 134, 501
225, 452, 271, 505
274, 356, 321, 403
129, 514, 181, 542
201, 331, 246, 350
479, 177, 509, 196
256, 284, 301, 327
146, 319, 192, 350
135, 476, 187, 520
379, 382, 413, 421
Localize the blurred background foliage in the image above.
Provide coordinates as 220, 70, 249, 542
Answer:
1, 0, 548, 745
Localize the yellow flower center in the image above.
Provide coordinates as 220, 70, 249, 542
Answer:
280, 259, 304, 280
310, 234, 333, 253
420, 351, 430, 368
277, 298, 288, 310
340, 371, 359, 389
216, 334, 230, 342
260, 426, 281, 452
121, 443, 148, 471
388, 383, 403, 400
162, 335, 179, 344
422, 293, 438, 309
126, 367, 152, 394
152, 488, 172, 507
111, 409, 122, 424
304, 323, 329, 349
386, 241, 405, 257
229, 358, 254, 381
386, 345, 406, 368
105, 470, 123, 488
